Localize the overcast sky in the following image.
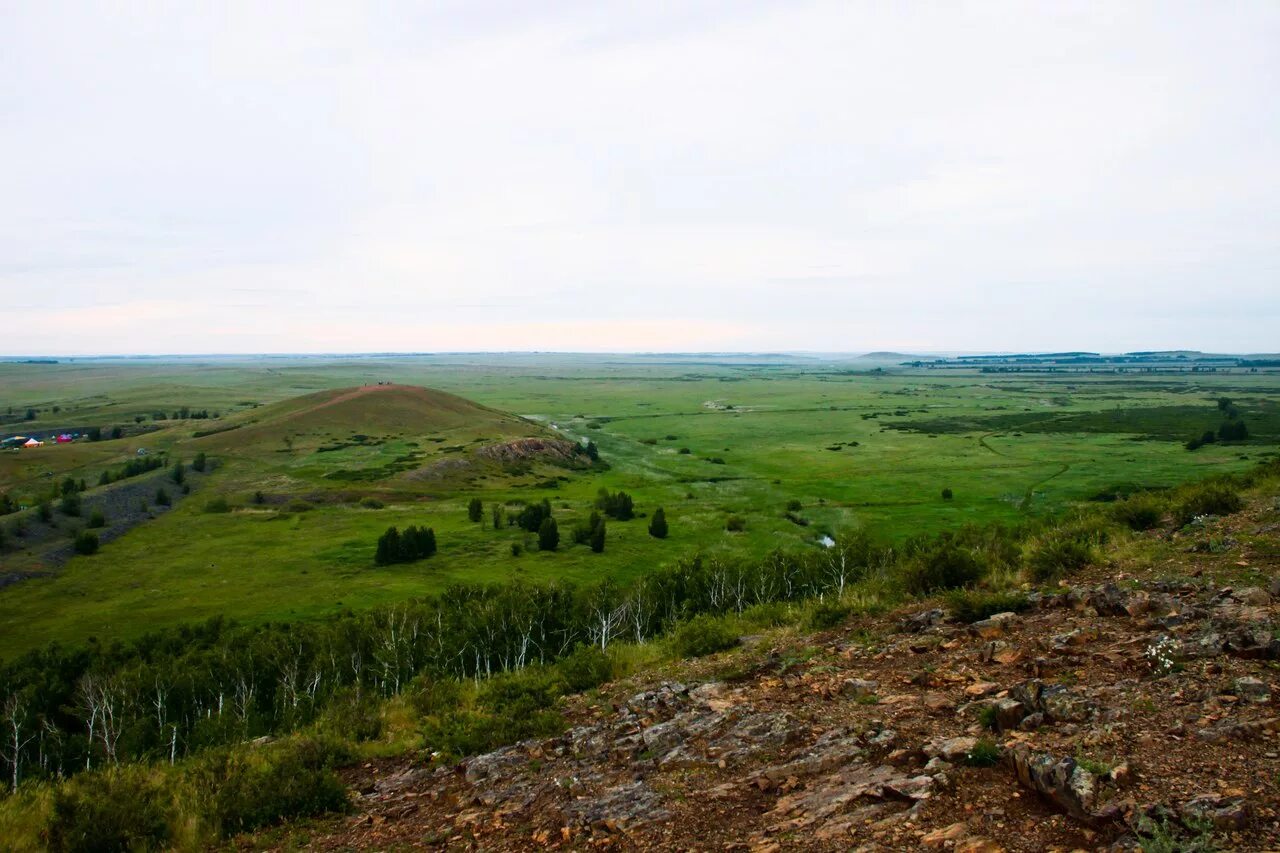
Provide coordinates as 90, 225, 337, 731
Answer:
3, 1, 1278, 355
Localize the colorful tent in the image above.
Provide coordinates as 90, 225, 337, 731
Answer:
56, 434, 73, 443
22, 438, 43, 448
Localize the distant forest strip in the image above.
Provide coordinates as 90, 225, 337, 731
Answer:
888, 400, 1280, 442
0, 457, 1276, 797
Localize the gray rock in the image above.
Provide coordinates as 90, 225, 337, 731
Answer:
1179, 794, 1252, 831
923, 735, 977, 762
840, 678, 880, 699
1232, 587, 1271, 607
1086, 584, 1131, 616
1009, 747, 1098, 822
971, 612, 1018, 638
559, 780, 670, 830
991, 698, 1028, 732
1018, 712, 1046, 731
902, 608, 948, 633
1233, 676, 1270, 703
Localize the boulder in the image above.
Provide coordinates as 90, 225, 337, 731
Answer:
840, 678, 879, 699
902, 608, 948, 633
1009, 747, 1099, 823
1233, 676, 1270, 703
991, 698, 1028, 732
1179, 794, 1252, 831
971, 612, 1018, 639
924, 735, 977, 762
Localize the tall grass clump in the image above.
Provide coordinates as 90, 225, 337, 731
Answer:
1023, 517, 1109, 583
1111, 493, 1164, 531
1172, 481, 1243, 527
196, 736, 351, 836
669, 614, 740, 658
944, 589, 1029, 623
901, 539, 985, 594
46, 765, 172, 853
1024, 531, 1096, 583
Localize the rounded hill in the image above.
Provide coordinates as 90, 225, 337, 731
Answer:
189, 384, 542, 451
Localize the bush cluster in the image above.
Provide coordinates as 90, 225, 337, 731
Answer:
514, 498, 553, 532
571, 511, 606, 552
595, 489, 635, 520
374, 525, 437, 565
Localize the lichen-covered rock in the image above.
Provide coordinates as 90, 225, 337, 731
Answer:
923, 735, 977, 762
558, 780, 670, 831
1233, 675, 1270, 702
1179, 794, 1252, 830
1009, 747, 1099, 822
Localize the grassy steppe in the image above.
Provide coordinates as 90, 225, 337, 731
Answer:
2, 355, 1277, 656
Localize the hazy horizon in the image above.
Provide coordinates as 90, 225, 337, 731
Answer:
4, 2, 1278, 355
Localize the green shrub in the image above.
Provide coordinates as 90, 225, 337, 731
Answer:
59, 493, 81, 517
420, 668, 569, 759
944, 589, 1029, 623
73, 532, 99, 556
198, 737, 350, 836
46, 766, 171, 852
204, 496, 230, 513
407, 676, 464, 717
1024, 533, 1094, 582
806, 599, 853, 630
478, 666, 563, 715
86, 509, 106, 529
1111, 494, 1163, 530
741, 601, 795, 629
420, 707, 563, 761
902, 542, 984, 594
359, 496, 384, 509
941, 487, 953, 500
725, 515, 746, 532
555, 644, 614, 693
1173, 482, 1244, 526
670, 614, 739, 658
785, 499, 802, 512
537, 517, 559, 551
648, 507, 668, 539
315, 688, 383, 742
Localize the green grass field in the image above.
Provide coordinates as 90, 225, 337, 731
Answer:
2, 355, 1277, 656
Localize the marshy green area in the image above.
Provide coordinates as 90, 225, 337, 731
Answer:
2, 354, 1277, 655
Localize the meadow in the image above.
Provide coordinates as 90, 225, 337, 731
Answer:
1, 354, 1277, 656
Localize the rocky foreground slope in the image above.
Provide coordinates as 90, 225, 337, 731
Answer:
300, 502, 1280, 851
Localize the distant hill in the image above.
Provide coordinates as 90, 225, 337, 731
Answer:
854, 351, 931, 361
190, 384, 538, 450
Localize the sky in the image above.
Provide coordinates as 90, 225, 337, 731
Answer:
2, 1, 1278, 355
